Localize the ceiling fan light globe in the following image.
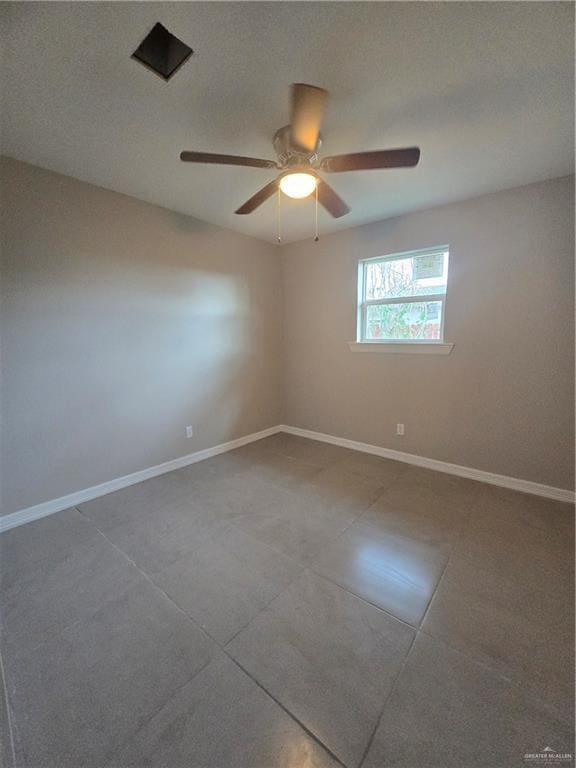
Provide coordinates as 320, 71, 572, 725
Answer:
279, 172, 317, 199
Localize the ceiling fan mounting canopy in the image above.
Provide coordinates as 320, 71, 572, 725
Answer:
179, 83, 421, 219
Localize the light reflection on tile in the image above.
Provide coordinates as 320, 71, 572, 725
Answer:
312, 521, 448, 625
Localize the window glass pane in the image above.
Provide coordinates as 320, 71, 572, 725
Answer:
365, 251, 448, 300
365, 301, 443, 341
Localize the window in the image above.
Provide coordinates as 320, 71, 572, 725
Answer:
357, 246, 449, 343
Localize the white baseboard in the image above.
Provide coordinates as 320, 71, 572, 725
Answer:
280, 425, 575, 504
0, 426, 282, 534
2, 422, 573, 534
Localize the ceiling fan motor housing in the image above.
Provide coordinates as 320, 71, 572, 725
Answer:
273, 125, 321, 169
180, 84, 419, 219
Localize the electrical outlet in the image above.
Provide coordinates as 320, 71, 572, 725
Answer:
185, 426, 194, 439
396, 423, 405, 436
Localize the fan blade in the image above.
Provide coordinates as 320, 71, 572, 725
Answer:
180, 151, 278, 169
290, 83, 329, 152
320, 147, 421, 173
235, 178, 279, 215
316, 179, 350, 218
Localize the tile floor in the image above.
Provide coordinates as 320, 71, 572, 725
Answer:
0, 433, 574, 767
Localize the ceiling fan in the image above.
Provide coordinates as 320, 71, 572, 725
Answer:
180, 83, 420, 218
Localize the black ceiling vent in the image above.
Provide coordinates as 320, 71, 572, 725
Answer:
132, 23, 193, 81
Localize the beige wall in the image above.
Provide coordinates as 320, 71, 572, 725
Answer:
281, 176, 575, 491
1, 160, 573, 516
0, 157, 283, 515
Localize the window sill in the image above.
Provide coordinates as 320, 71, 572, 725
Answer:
348, 341, 454, 355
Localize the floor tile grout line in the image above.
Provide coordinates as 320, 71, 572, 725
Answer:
255, 436, 413, 491
3, 511, 150, 659
0, 643, 17, 768
223, 464, 407, 592
315, 486, 389, 547
76, 501, 304, 649
7, 448, 570, 766
78, 455, 569, 756
227, 503, 365, 577
349, 485, 477, 768
221, 648, 349, 768
85, 507, 364, 766
99, 653, 217, 768
304, 568, 419, 632
84, 524, 240, 768
77, 440, 408, 594
410, 534, 530, 689
217, 518, 305, 574
222, 565, 304, 647
77, 495, 414, 643
89, 521, 348, 767
81, 466, 483, 670
256, 435, 351, 470
354, 612, 530, 768
75, 500, 238, 585
286, 470, 453, 634
416, 624, 517, 686
227, 488, 443, 634
244, 441, 328, 472
416, 624, 574, 730
356, 626, 419, 768
81, 517, 218, 644
222, 563, 427, 768
269, 435, 415, 483
402, 489, 573, 698
339, 469, 432, 536
408, 486, 526, 685
11, 504, 420, 669
417, 545, 452, 631
222, 517, 423, 634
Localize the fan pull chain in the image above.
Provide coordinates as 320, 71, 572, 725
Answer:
277, 187, 282, 243
314, 182, 319, 242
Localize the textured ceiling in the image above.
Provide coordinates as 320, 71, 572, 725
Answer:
1, 2, 574, 244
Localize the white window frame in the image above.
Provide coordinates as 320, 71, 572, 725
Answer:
356, 246, 450, 344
